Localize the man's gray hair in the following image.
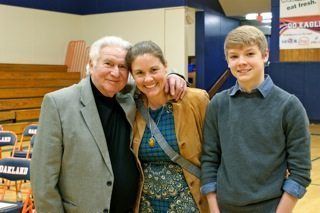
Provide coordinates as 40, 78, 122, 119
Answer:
89, 36, 132, 67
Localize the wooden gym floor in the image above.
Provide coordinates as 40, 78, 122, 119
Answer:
1, 124, 319, 211
294, 123, 320, 213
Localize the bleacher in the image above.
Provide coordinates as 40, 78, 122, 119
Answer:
0, 64, 81, 208
0, 63, 81, 139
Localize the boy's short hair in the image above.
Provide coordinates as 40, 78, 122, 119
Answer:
224, 25, 268, 57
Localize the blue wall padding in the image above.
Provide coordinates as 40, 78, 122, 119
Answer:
195, 9, 238, 91
0, 0, 224, 15
270, 0, 280, 62
0, 0, 185, 14
268, 62, 320, 122
0, 0, 85, 14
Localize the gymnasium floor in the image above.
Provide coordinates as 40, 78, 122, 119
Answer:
294, 123, 320, 213
1, 124, 319, 211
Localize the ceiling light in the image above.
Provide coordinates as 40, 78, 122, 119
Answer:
261, 12, 272, 20
245, 13, 258, 20
245, 12, 272, 23
262, 19, 272, 23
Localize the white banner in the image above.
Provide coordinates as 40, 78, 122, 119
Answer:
280, 16, 320, 49
280, 0, 320, 49
280, 0, 320, 18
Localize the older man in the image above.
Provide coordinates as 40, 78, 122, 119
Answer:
31, 36, 186, 213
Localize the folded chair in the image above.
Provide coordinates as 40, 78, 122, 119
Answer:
12, 135, 36, 161
0, 157, 33, 213
27, 135, 36, 159
12, 124, 38, 159
0, 131, 17, 159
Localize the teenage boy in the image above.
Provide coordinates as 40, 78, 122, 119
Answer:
201, 25, 311, 213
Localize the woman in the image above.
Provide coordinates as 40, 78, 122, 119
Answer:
126, 40, 209, 212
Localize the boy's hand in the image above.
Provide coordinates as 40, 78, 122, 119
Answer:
276, 192, 298, 213
207, 192, 220, 213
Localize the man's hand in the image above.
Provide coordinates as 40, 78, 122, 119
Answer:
165, 73, 187, 101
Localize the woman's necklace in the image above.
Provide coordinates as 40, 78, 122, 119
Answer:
148, 106, 164, 148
